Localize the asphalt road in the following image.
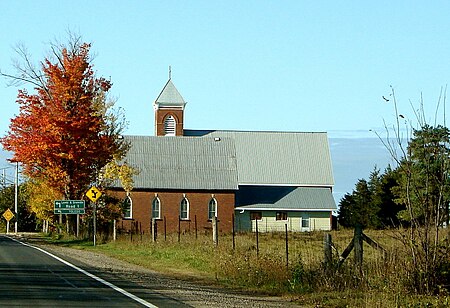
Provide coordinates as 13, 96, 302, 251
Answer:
0, 235, 188, 307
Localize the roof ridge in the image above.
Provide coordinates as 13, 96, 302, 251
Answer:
184, 129, 328, 135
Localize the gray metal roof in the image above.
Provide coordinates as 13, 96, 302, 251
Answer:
184, 130, 334, 186
121, 136, 238, 190
154, 79, 186, 107
235, 186, 336, 211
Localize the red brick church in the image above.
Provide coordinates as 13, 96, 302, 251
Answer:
111, 78, 336, 234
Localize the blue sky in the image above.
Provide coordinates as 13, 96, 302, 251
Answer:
1, 1, 449, 202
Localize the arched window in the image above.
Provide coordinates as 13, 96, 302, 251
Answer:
208, 198, 217, 220
180, 197, 189, 220
123, 195, 132, 219
152, 197, 161, 219
164, 115, 176, 136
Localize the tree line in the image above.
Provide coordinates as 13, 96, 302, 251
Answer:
338, 124, 450, 230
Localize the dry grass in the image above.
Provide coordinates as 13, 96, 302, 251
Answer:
56, 228, 450, 307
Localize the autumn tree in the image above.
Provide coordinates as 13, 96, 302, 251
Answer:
1, 37, 130, 203
24, 179, 62, 232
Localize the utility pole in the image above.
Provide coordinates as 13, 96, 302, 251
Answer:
1, 163, 19, 233
14, 161, 18, 233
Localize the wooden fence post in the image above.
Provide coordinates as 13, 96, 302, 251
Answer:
324, 233, 333, 270
255, 218, 259, 257
232, 213, 236, 250
113, 219, 116, 241
195, 215, 198, 239
164, 216, 167, 241
337, 226, 386, 270
178, 216, 181, 243
152, 218, 157, 242
212, 216, 218, 246
354, 225, 363, 271
285, 224, 289, 271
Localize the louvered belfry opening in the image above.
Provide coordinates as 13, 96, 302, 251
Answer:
164, 115, 176, 136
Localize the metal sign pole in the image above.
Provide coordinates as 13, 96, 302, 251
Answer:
85, 186, 101, 247
93, 201, 96, 247
76, 214, 79, 238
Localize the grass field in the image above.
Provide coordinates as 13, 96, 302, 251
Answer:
49, 228, 450, 307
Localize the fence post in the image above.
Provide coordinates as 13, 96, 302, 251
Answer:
285, 224, 289, 271
354, 225, 363, 271
152, 218, 157, 242
212, 216, 218, 246
232, 213, 236, 250
113, 219, 116, 241
178, 216, 181, 243
324, 233, 332, 270
164, 216, 167, 241
255, 218, 259, 257
195, 215, 198, 239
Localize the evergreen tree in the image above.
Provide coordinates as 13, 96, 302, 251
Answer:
394, 125, 450, 226
337, 193, 355, 228
378, 167, 404, 227
338, 178, 380, 228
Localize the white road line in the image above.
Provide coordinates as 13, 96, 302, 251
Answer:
7, 236, 158, 308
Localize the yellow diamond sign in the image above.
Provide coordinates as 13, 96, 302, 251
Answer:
86, 186, 102, 202
2, 209, 14, 222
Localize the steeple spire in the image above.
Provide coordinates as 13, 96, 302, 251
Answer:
153, 76, 186, 136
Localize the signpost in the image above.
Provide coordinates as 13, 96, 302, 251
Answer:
2, 209, 14, 234
86, 186, 101, 202
54, 200, 85, 237
86, 186, 102, 246
54, 200, 86, 214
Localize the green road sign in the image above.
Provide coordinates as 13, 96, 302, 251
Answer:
54, 208, 86, 214
54, 200, 85, 214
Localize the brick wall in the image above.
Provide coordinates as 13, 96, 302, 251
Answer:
112, 190, 235, 234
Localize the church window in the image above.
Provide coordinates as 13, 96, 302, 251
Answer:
123, 195, 132, 219
180, 197, 189, 220
208, 198, 217, 220
152, 197, 161, 219
164, 115, 176, 136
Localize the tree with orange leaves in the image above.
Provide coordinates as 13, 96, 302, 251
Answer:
1, 36, 130, 202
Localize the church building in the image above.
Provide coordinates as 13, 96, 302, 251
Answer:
111, 78, 336, 234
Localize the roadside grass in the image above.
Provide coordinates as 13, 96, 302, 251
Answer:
44, 229, 450, 307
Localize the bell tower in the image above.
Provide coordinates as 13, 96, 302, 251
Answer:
154, 78, 186, 136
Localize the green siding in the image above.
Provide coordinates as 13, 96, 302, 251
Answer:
235, 210, 332, 232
